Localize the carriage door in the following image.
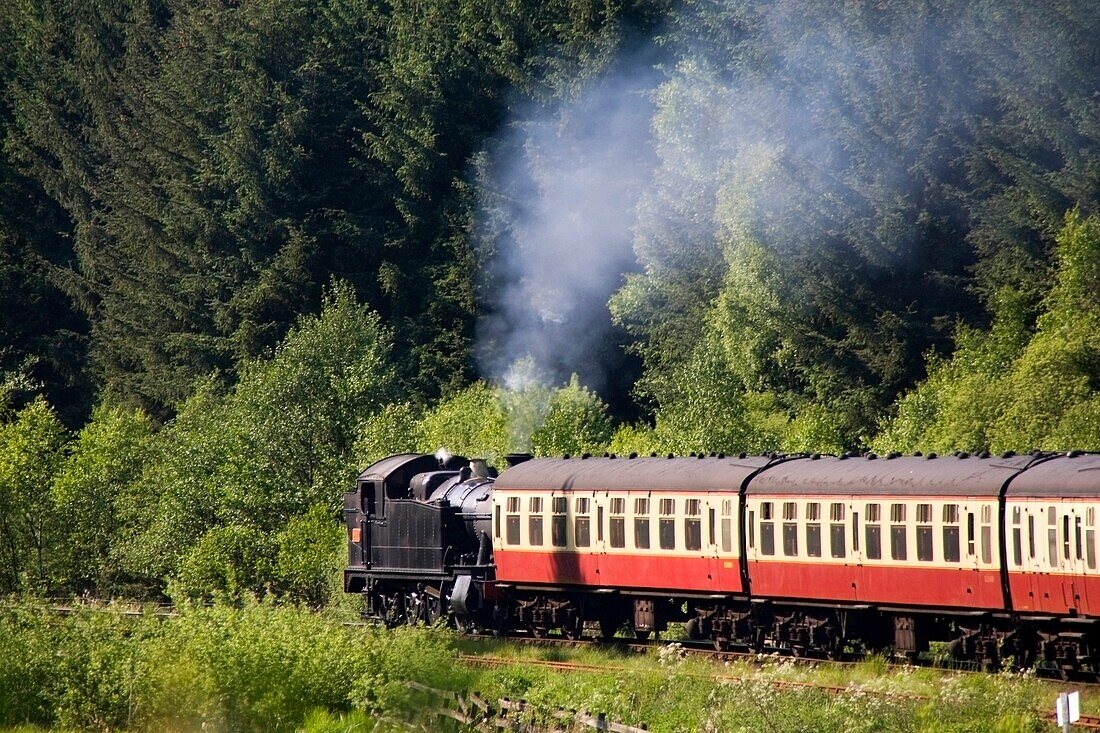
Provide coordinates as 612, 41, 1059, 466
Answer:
1006, 503, 1037, 612
1081, 506, 1098, 615
849, 502, 863, 602
594, 491, 608, 584
1021, 504, 1044, 612
1065, 502, 1087, 614
716, 498, 737, 592
704, 497, 720, 592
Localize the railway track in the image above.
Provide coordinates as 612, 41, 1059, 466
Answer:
457, 653, 930, 700
459, 650, 1100, 730
1078, 715, 1100, 730
458, 626, 1093, 683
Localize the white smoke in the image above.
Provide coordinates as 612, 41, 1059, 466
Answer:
472, 2, 1090, 399
473, 57, 660, 393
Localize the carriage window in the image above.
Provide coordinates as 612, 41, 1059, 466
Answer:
1075, 515, 1083, 561
634, 498, 650, 550
943, 504, 960, 563
684, 499, 702, 551
609, 498, 626, 548
830, 503, 845, 558
968, 512, 976, 557
528, 497, 544, 546
505, 496, 521, 545
1028, 513, 1036, 560
575, 497, 591, 548
783, 502, 799, 556
1087, 507, 1097, 571
659, 498, 676, 550
552, 496, 568, 548
916, 503, 932, 562
890, 503, 907, 561
1047, 506, 1058, 567
980, 504, 993, 563
721, 500, 733, 554
760, 501, 775, 556
865, 503, 881, 560
1010, 504, 1022, 567
806, 502, 821, 558
1063, 514, 1071, 561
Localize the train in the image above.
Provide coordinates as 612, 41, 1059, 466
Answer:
343, 449, 1100, 673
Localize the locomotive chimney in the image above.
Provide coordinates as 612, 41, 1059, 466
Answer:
469, 458, 490, 479
504, 452, 533, 468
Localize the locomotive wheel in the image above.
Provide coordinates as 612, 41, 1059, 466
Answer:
421, 596, 440, 626
403, 593, 420, 626
376, 593, 404, 627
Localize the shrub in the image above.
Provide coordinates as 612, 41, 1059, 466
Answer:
169, 525, 277, 603
275, 505, 345, 607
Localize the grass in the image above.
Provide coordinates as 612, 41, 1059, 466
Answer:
0, 602, 1092, 732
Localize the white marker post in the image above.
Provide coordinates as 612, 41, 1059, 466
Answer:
1056, 691, 1080, 732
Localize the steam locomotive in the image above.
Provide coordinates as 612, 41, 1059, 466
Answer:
344, 449, 1100, 673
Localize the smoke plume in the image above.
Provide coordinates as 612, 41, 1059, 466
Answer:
472, 1, 1098, 407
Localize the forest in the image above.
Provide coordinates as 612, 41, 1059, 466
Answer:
1, 0, 1100, 608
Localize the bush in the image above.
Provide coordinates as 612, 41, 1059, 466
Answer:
169, 525, 277, 603
530, 375, 613, 457
140, 604, 372, 732
275, 505, 345, 607
0, 607, 55, 727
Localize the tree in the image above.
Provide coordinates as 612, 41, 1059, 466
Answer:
0, 398, 68, 593
50, 403, 156, 595
530, 375, 614, 457
134, 283, 397, 582
415, 382, 507, 463
615, 0, 1100, 448
875, 212, 1100, 453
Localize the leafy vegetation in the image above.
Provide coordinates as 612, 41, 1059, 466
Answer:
0, 606, 1084, 732
876, 212, 1100, 454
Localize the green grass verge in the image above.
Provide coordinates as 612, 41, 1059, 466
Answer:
0, 603, 1092, 732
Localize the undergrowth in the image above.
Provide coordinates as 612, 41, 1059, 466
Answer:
0, 604, 1087, 732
